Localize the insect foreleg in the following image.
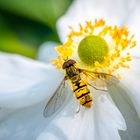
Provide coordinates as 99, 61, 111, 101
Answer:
64, 76, 68, 80
78, 69, 83, 73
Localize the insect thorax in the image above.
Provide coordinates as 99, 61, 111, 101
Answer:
65, 66, 80, 81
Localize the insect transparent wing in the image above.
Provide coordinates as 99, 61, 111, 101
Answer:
43, 79, 68, 118
81, 69, 119, 90
90, 72, 119, 86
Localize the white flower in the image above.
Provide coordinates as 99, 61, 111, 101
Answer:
0, 0, 140, 140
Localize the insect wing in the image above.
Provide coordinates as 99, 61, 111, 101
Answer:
81, 69, 119, 89
43, 79, 68, 118
90, 72, 119, 86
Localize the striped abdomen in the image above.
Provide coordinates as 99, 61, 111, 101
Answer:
72, 79, 93, 108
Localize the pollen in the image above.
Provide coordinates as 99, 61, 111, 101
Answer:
51, 19, 136, 78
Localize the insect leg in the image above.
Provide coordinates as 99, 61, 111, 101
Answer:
76, 104, 80, 114
78, 68, 83, 73
87, 82, 108, 92
64, 75, 69, 80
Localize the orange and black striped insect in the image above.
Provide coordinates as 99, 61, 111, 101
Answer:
43, 59, 119, 117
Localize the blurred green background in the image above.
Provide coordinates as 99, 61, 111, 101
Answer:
0, 0, 72, 58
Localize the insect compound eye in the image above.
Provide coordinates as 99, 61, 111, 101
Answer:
62, 59, 76, 69
68, 59, 76, 65
62, 62, 68, 69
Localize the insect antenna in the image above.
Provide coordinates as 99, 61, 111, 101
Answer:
63, 56, 69, 62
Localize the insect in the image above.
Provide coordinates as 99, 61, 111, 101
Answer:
43, 59, 119, 117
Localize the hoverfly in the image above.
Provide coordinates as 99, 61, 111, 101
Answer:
43, 59, 119, 117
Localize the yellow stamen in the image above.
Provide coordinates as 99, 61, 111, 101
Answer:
51, 19, 136, 78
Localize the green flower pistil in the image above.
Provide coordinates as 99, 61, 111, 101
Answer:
78, 35, 109, 66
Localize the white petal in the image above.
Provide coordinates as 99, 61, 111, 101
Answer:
0, 89, 126, 140
105, 58, 140, 139
37, 90, 126, 140
57, 0, 137, 42
0, 52, 64, 140
37, 42, 58, 63
0, 100, 52, 140
108, 83, 140, 139
119, 58, 140, 117
125, 2, 140, 57
0, 52, 63, 109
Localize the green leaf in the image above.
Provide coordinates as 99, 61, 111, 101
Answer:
0, 16, 37, 58
0, 0, 72, 29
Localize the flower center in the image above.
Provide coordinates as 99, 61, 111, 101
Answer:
78, 35, 109, 66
